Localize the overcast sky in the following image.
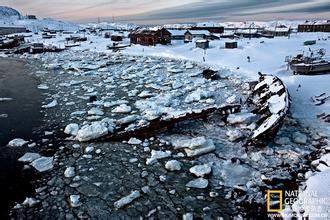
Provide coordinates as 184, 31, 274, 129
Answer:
2, 0, 330, 23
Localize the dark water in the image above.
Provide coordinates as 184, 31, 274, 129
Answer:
0, 58, 43, 219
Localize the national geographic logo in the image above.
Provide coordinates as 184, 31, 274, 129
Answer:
267, 190, 283, 212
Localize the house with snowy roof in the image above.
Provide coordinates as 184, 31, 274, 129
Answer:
184, 30, 211, 42
298, 21, 330, 32
167, 29, 186, 40
129, 28, 171, 46
263, 26, 290, 37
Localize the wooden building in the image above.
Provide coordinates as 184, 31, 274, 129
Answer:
129, 28, 171, 46
26, 15, 37, 19
298, 21, 330, 32
196, 39, 209, 49
263, 27, 290, 37
184, 30, 211, 42
225, 41, 237, 49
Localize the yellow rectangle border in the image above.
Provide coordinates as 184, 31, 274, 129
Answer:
267, 190, 283, 212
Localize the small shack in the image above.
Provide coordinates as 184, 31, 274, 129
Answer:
111, 35, 123, 41
225, 41, 237, 49
196, 39, 209, 49
26, 15, 37, 19
104, 32, 111, 38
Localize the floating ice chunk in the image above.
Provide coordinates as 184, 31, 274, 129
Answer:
117, 115, 140, 125
189, 164, 212, 177
165, 160, 182, 171
292, 132, 307, 144
112, 104, 131, 113
226, 95, 237, 104
69, 195, 81, 207
104, 100, 129, 108
274, 137, 291, 145
185, 89, 211, 103
146, 150, 172, 165
85, 146, 94, 153
31, 157, 54, 172
42, 100, 58, 108
172, 137, 215, 157
70, 111, 85, 116
138, 90, 154, 98
64, 123, 79, 136
172, 137, 207, 149
227, 112, 256, 125
128, 138, 142, 145
18, 153, 41, 163
8, 138, 28, 147
185, 63, 194, 69
114, 190, 141, 209
37, 84, 49, 90
0, 97, 13, 102
226, 129, 244, 142
184, 139, 215, 157
22, 197, 39, 207
172, 81, 183, 89
88, 107, 104, 116
64, 167, 75, 178
186, 178, 208, 189
167, 67, 183, 73
76, 121, 109, 142
183, 213, 194, 220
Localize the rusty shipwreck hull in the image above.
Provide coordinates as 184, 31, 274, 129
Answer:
245, 74, 290, 147
100, 104, 241, 142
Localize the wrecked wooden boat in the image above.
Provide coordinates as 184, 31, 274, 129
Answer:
245, 74, 290, 147
100, 104, 241, 142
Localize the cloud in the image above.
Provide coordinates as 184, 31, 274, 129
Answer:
1, 0, 329, 22
127, 0, 330, 22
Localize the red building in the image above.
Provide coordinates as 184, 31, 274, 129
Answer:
129, 28, 172, 46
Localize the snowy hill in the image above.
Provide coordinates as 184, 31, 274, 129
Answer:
0, 6, 20, 19
0, 6, 79, 31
